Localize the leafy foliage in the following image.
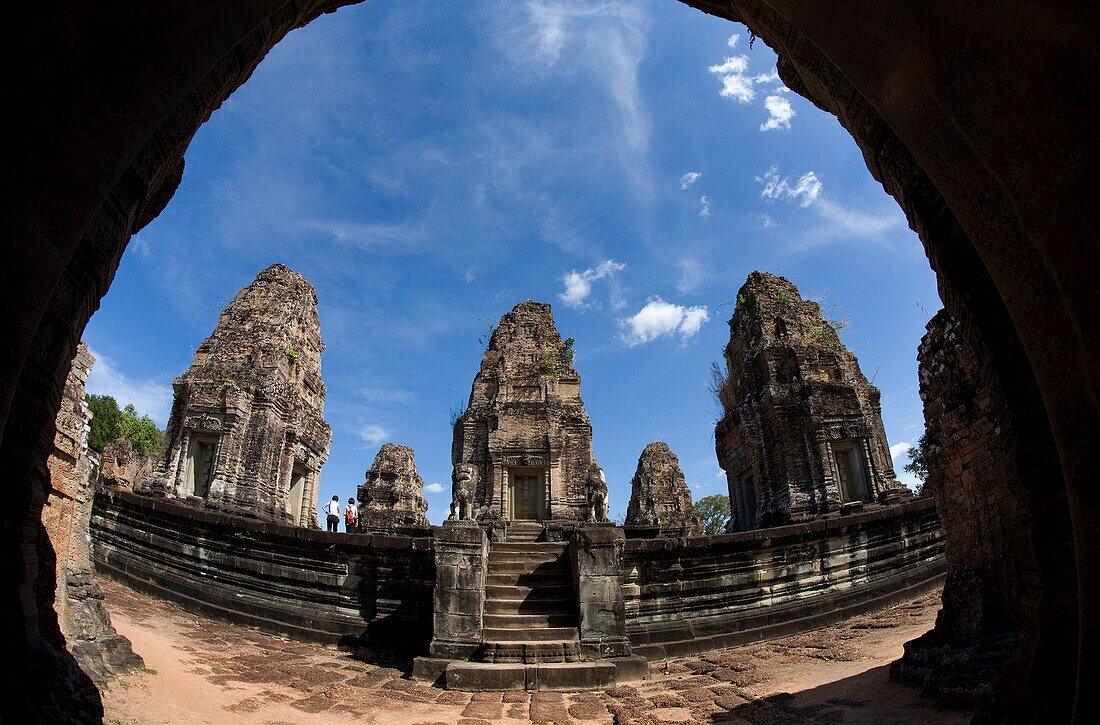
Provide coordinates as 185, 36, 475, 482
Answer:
562, 337, 575, 363
693, 494, 731, 536
904, 433, 928, 482
85, 394, 164, 455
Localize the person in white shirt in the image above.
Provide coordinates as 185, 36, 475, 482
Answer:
323, 495, 340, 532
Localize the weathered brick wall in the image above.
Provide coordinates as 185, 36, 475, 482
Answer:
894, 311, 1037, 701
623, 499, 943, 660
91, 491, 434, 650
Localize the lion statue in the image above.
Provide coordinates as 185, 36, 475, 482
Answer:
449, 462, 478, 521
584, 462, 609, 523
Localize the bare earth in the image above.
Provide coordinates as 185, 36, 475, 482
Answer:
100, 580, 972, 724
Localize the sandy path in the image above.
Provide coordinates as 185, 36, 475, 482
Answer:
100, 579, 971, 724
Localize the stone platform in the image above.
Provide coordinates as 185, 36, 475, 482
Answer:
413, 655, 648, 691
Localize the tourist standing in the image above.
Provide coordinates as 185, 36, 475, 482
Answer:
323, 495, 340, 532
344, 497, 359, 532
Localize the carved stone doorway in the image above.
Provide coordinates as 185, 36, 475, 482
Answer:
510, 471, 544, 521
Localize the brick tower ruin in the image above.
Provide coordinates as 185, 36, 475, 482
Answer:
141, 264, 332, 526
357, 443, 430, 532
714, 271, 909, 531
451, 300, 598, 525
625, 441, 701, 536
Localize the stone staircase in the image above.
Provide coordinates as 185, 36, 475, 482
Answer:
480, 540, 582, 664
503, 521, 545, 543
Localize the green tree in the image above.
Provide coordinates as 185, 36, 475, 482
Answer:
904, 433, 928, 483
118, 403, 164, 456
86, 394, 122, 453
85, 394, 164, 455
693, 494, 731, 536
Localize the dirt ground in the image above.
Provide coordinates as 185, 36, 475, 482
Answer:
99, 579, 972, 724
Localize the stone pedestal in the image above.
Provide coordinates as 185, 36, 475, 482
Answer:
570, 524, 631, 659
428, 522, 489, 659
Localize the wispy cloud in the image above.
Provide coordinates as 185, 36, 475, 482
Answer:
358, 423, 390, 446
559, 259, 626, 307
757, 166, 822, 207
699, 195, 712, 217
760, 213, 777, 229
755, 165, 904, 246
518, 1, 651, 179
676, 258, 705, 293
679, 171, 701, 189
620, 298, 710, 347
361, 387, 416, 404
727, 33, 740, 48
86, 349, 173, 426
425, 482, 446, 494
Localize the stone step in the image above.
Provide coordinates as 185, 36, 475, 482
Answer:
487, 572, 573, 587
487, 550, 565, 564
443, 660, 617, 691
479, 640, 584, 664
483, 613, 577, 629
485, 598, 575, 615
491, 542, 567, 554
487, 560, 569, 574
483, 626, 579, 642
486, 583, 573, 599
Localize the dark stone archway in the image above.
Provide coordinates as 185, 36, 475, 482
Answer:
6, 1, 1097, 720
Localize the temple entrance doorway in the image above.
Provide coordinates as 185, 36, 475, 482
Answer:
288, 465, 307, 525
831, 439, 871, 503
186, 437, 216, 499
510, 471, 544, 521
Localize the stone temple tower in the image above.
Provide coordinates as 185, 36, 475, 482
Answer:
625, 441, 702, 536
357, 443, 430, 532
452, 300, 599, 525
141, 264, 332, 527
714, 271, 909, 531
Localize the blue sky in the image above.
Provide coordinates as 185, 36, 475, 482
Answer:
84, 1, 939, 524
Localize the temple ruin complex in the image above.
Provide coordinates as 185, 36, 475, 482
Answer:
451, 300, 600, 530
624, 441, 701, 536
357, 443, 430, 532
715, 272, 910, 531
140, 264, 332, 526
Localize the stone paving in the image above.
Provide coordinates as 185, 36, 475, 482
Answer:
100, 578, 971, 724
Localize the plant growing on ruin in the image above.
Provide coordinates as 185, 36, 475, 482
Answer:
478, 321, 497, 350
562, 337, 575, 363
775, 289, 789, 306
537, 351, 558, 372
449, 401, 467, 428
220, 379, 237, 392
707, 361, 732, 415
736, 293, 746, 308
286, 346, 299, 365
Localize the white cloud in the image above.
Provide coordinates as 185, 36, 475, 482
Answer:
813, 198, 901, 238
679, 171, 701, 189
620, 298, 710, 347
760, 213, 777, 229
699, 195, 711, 217
129, 235, 151, 260
464, 268, 477, 283
86, 348, 172, 426
727, 33, 740, 48
425, 482, 446, 494
760, 95, 795, 131
708, 55, 755, 103
358, 424, 390, 445
559, 259, 626, 307
890, 441, 911, 460
756, 166, 822, 207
